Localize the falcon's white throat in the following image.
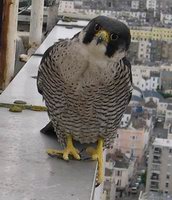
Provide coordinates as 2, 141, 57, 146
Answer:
78, 30, 108, 61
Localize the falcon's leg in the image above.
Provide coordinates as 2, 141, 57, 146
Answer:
47, 134, 80, 160
86, 138, 104, 184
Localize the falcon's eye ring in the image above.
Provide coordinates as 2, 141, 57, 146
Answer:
110, 33, 119, 41
94, 24, 101, 31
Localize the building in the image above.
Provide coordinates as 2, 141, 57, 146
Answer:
120, 106, 132, 128
157, 99, 168, 116
168, 126, 172, 140
132, 65, 160, 85
146, 138, 172, 194
139, 191, 172, 200
146, 0, 157, 10
58, 0, 76, 13
164, 105, 172, 128
160, 13, 172, 25
131, 0, 139, 10
160, 71, 172, 94
130, 95, 144, 106
138, 40, 151, 62
132, 69, 160, 91
143, 90, 163, 104
130, 27, 172, 42
115, 109, 151, 160
105, 150, 135, 199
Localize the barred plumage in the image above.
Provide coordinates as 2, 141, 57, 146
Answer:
37, 16, 132, 148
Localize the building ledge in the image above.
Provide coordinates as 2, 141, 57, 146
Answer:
0, 19, 98, 200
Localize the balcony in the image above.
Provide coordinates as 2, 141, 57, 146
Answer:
152, 159, 161, 164
151, 173, 159, 181
150, 182, 159, 191
152, 164, 160, 171
153, 155, 161, 164
153, 147, 162, 156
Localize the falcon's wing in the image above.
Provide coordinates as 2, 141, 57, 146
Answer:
37, 44, 59, 135
37, 45, 55, 95
122, 57, 133, 104
37, 35, 79, 96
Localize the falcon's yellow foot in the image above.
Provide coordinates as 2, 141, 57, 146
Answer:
47, 135, 80, 160
86, 138, 104, 184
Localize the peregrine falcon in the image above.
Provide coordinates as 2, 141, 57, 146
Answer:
37, 16, 132, 184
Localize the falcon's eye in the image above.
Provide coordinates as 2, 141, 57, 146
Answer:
94, 24, 101, 31
110, 33, 119, 41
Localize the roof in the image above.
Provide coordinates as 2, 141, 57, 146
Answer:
153, 138, 172, 148
105, 168, 113, 177
161, 71, 172, 79
131, 95, 143, 102
150, 71, 160, 77
167, 104, 172, 110
166, 98, 172, 104
144, 100, 157, 108
159, 98, 168, 103
106, 151, 130, 169
133, 85, 142, 94
143, 90, 164, 100
125, 106, 132, 114
132, 117, 146, 129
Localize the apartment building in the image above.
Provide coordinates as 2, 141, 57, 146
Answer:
105, 151, 135, 199
146, 138, 172, 194
131, 0, 139, 10
160, 71, 172, 94
130, 27, 172, 42
146, 0, 157, 10
164, 105, 172, 128
115, 109, 151, 160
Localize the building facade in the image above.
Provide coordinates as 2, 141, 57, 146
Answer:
146, 138, 172, 194
146, 0, 157, 10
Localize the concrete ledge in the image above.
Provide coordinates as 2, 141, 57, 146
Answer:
0, 108, 96, 200
0, 19, 98, 200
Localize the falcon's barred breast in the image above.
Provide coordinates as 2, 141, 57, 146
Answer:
37, 16, 132, 148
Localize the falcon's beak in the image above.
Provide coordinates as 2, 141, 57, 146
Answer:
95, 30, 109, 45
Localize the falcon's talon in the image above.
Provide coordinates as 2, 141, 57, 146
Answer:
47, 135, 80, 160
86, 138, 104, 184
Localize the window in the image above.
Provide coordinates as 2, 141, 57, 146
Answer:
132, 136, 137, 140
117, 179, 121, 186
116, 170, 122, 176
166, 183, 169, 188
169, 149, 172, 153
167, 175, 170, 179
108, 2, 111, 7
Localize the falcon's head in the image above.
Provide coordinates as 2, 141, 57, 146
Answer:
78, 16, 131, 62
